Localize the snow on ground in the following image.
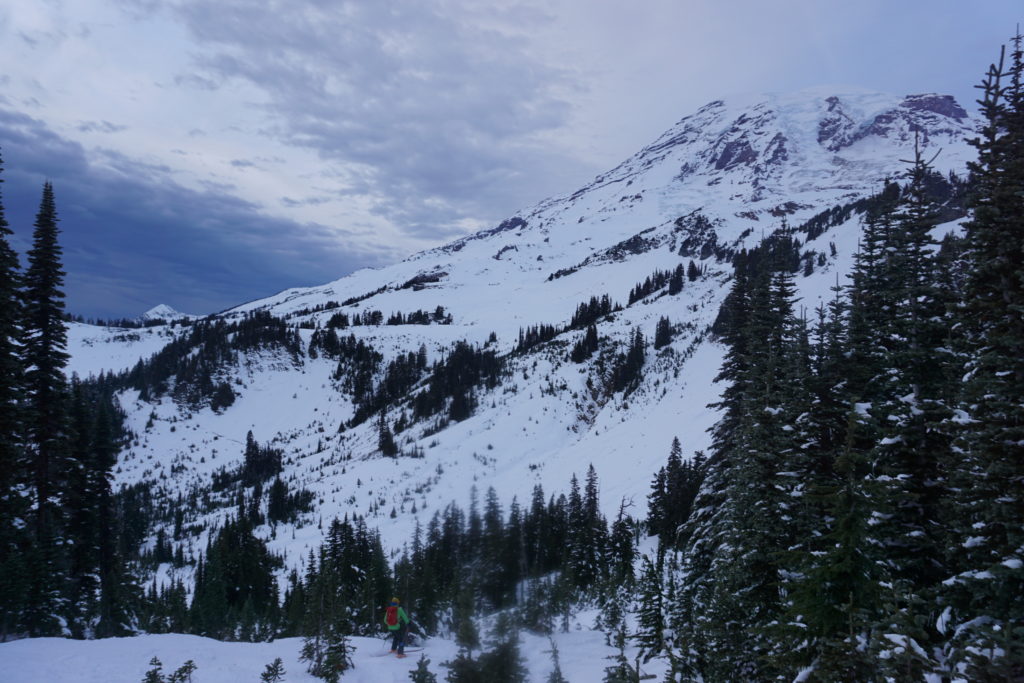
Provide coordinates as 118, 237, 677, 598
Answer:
65, 322, 186, 379
0, 627, 667, 682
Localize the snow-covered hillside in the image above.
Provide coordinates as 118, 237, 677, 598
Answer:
68, 88, 975, 598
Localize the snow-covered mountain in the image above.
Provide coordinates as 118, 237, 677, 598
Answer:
140, 304, 196, 323
68, 88, 975, 581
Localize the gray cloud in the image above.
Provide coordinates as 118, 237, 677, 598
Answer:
0, 108, 389, 319
165, 0, 593, 240
76, 120, 129, 134
280, 195, 331, 208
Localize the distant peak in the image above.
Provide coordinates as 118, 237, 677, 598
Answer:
141, 304, 193, 321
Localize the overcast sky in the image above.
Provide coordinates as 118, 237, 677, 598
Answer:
0, 0, 1019, 318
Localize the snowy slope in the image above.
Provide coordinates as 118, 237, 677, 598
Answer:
66, 322, 186, 379
66, 88, 976, 608
1, 625, 668, 683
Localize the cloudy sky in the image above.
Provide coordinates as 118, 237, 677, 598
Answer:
0, 0, 1019, 318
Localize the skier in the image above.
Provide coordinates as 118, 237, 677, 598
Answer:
384, 596, 412, 658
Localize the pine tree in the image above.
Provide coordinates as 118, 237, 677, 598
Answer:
65, 380, 100, 635
409, 655, 438, 683
866, 141, 953, 677
453, 586, 480, 655
21, 181, 70, 636
166, 660, 197, 683
476, 613, 527, 683
142, 657, 164, 683
671, 247, 807, 680
633, 555, 666, 661
653, 316, 672, 350
544, 639, 569, 683
378, 410, 398, 457
301, 623, 353, 683
944, 32, 1024, 679
0, 148, 28, 639
444, 651, 482, 683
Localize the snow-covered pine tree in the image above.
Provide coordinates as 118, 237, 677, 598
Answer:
672, 247, 808, 681
632, 555, 666, 662
944, 31, 1024, 679
476, 612, 528, 683
545, 639, 569, 683
667, 253, 755, 681
0, 148, 28, 640
409, 655, 438, 683
300, 622, 353, 683
21, 181, 71, 636
863, 142, 955, 677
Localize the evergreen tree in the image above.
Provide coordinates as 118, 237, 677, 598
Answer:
653, 316, 672, 350
633, 555, 666, 661
671, 245, 808, 680
444, 651, 482, 683
476, 613, 527, 683
378, 411, 398, 457
944, 32, 1024, 679
545, 639, 569, 683
0, 148, 28, 639
453, 585, 480, 655
166, 660, 197, 683
866, 141, 953, 677
667, 264, 684, 295
301, 623, 353, 683
21, 181, 70, 636
409, 655, 438, 683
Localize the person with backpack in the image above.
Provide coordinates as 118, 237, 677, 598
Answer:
384, 596, 412, 657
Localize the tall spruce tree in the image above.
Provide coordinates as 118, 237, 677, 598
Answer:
944, 32, 1024, 679
867, 141, 954, 678
0, 149, 29, 639
672, 251, 808, 681
21, 181, 71, 635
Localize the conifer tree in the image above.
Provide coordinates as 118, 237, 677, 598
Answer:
21, 181, 70, 636
545, 640, 569, 683
477, 613, 527, 683
944, 32, 1024, 678
633, 555, 666, 661
0, 148, 28, 639
453, 585, 480, 655
671, 244, 808, 680
866, 142, 953, 676
142, 657, 164, 683
378, 411, 398, 457
409, 655, 438, 683
653, 316, 672, 349
258, 659, 286, 683
166, 660, 197, 683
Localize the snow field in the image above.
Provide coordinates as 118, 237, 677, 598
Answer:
0, 627, 668, 683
